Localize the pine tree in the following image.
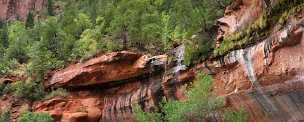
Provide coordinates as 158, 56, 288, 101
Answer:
25, 11, 34, 28
0, 22, 8, 48
47, 0, 54, 16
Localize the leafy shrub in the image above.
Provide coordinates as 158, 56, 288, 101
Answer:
12, 80, 45, 101
45, 88, 68, 99
183, 36, 213, 66
0, 108, 10, 122
133, 105, 161, 122
0, 82, 12, 95
0, 58, 18, 76
134, 72, 227, 122
0, 83, 5, 95
17, 112, 52, 122
27, 42, 64, 80
97, 36, 122, 52
6, 21, 30, 63
162, 73, 224, 122
72, 29, 98, 59
224, 108, 248, 122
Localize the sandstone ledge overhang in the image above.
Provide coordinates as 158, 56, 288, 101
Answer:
46, 51, 167, 88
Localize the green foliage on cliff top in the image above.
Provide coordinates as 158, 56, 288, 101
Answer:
0, 0, 231, 79
214, 0, 304, 56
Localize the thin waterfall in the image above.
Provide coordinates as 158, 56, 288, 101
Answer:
166, 45, 187, 99
174, 45, 186, 74
240, 47, 281, 118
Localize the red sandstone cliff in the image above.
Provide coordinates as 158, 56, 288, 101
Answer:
33, 51, 168, 122
202, 0, 304, 121
0, 0, 46, 21
1, 0, 304, 122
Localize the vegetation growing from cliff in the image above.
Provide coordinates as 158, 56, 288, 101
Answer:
12, 80, 45, 101
214, 0, 304, 56
0, 108, 10, 122
44, 88, 68, 99
134, 72, 247, 122
224, 108, 248, 122
17, 112, 52, 122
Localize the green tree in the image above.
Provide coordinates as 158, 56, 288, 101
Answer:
25, 11, 34, 28
54, 0, 230, 55
12, 80, 45, 101
6, 21, 30, 63
27, 41, 64, 80
0, 22, 8, 48
72, 29, 98, 59
47, 0, 54, 16
109, 0, 161, 50
33, 17, 74, 61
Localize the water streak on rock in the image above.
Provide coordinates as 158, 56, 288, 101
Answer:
240, 48, 279, 117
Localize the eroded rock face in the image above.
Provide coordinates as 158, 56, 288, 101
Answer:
47, 51, 154, 87
0, 0, 46, 21
199, 1, 304, 121
216, 0, 265, 48
35, 51, 167, 122
35, 74, 165, 122
214, 22, 304, 122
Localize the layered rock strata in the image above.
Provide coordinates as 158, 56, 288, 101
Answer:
34, 51, 168, 122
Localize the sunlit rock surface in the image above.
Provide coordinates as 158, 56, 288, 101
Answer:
47, 51, 153, 87
35, 51, 168, 122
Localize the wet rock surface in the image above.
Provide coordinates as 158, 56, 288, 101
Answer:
199, 1, 304, 121
221, 26, 304, 122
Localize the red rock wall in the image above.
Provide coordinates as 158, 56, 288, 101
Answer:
213, 23, 304, 121
34, 51, 167, 122
201, 0, 304, 121
0, 0, 46, 21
